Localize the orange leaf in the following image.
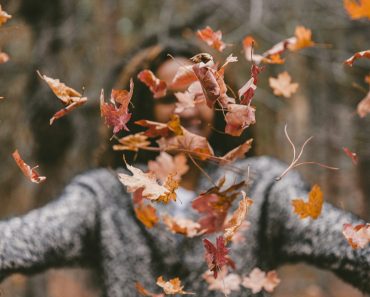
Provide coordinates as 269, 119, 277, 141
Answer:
357, 90, 370, 118
242, 268, 280, 293
344, 50, 370, 66
225, 104, 256, 137
197, 26, 226, 52
0, 52, 9, 64
220, 138, 253, 165
134, 203, 159, 229
344, 0, 370, 20
287, 26, 315, 52
156, 276, 194, 295
135, 282, 164, 297
12, 150, 46, 184
162, 214, 203, 237
148, 152, 189, 182
342, 223, 370, 249
0, 6, 11, 26
291, 184, 323, 219
113, 132, 151, 152
269, 71, 299, 98
138, 70, 167, 99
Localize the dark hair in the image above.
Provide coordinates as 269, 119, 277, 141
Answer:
99, 39, 253, 168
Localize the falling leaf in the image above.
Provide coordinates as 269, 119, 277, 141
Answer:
203, 236, 236, 279
344, 0, 370, 20
148, 152, 189, 182
135, 282, 164, 297
203, 267, 241, 295
192, 63, 220, 108
0, 52, 9, 63
224, 192, 253, 242
287, 26, 315, 52
343, 147, 358, 165
135, 203, 159, 228
171, 65, 197, 89
220, 138, 253, 165
37, 71, 88, 124
357, 90, 370, 118
197, 26, 226, 52
12, 150, 46, 184
269, 71, 299, 98
344, 50, 370, 66
342, 223, 370, 249
225, 104, 256, 137
162, 214, 203, 237
138, 70, 167, 98
0, 6, 11, 26
118, 163, 177, 202
231, 220, 251, 245
156, 276, 194, 295
136, 115, 183, 138
242, 268, 280, 293
113, 132, 151, 152
238, 65, 264, 105
292, 184, 323, 219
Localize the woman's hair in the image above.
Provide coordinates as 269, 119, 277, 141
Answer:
99, 38, 253, 168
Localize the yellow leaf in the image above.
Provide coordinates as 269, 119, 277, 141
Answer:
292, 184, 323, 219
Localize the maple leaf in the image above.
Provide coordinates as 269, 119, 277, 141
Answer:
0, 52, 9, 64
197, 26, 226, 52
162, 214, 203, 237
118, 163, 176, 202
203, 267, 241, 295
134, 203, 159, 228
135, 282, 164, 297
287, 26, 315, 52
171, 65, 197, 89
113, 132, 151, 152
203, 236, 236, 279
357, 90, 370, 118
224, 192, 253, 242
242, 268, 280, 293
148, 152, 189, 182
344, 0, 370, 20
269, 71, 299, 98
136, 115, 183, 138
344, 50, 370, 66
173, 82, 206, 113
192, 178, 245, 233
343, 147, 358, 165
156, 276, 194, 295
291, 184, 323, 219
225, 104, 256, 137
138, 70, 167, 99
192, 63, 220, 108
220, 139, 253, 165
0, 6, 11, 26
342, 223, 370, 249
100, 88, 132, 134
12, 150, 46, 184
37, 71, 88, 124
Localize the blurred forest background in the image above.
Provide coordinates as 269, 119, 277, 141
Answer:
0, 0, 369, 296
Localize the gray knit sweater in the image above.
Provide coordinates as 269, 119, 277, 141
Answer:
0, 156, 369, 296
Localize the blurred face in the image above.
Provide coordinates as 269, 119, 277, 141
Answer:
154, 58, 214, 137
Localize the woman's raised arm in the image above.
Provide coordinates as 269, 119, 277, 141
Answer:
0, 168, 118, 281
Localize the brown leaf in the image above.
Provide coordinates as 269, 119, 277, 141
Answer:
171, 65, 197, 89
344, 50, 370, 66
113, 132, 151, 152
138, 70, 167, 98
135, 282, 164, 297
220, 138, 253, 165
156, 276, 194, 295
12, 150, 46, 184
225, 104, 256, 137
269, 71, 299, 98
197, 26, 226, 52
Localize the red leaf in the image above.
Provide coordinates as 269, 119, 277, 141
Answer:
197, 26, 226, 52
203, 236, 235, 278
343, 147, 358, 165
345, 50, 370, 67
192, 63, 220, 108
12, 150, 46, 184
225, 104, 256, 136
137, 70, 167, 98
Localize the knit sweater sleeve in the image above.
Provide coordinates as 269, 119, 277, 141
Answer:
246, 156, 370, 294
0, 168, 116, 281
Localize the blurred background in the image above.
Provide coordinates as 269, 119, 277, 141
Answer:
0, 0, 369, 296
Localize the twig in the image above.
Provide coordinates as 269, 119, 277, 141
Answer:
275, 124, 339, 181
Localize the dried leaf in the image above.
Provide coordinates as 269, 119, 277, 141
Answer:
148, 152, 189, 182
162, 214, 203, 237
343, 147, 358, 165
344, 0, 370, 20
135, 203, 159, 228
192, 63, 220, 108
113, 132, 150, 152
342, 223, 370, 249
242, 268, 280, 293
197, 26, 226, 52
171, 65, 197, 89
287, 26, 315, 52
238, 65, 264, 105
220, 138, 253, 165
138, 70, 167, 98
224, 192, 253, 242
203, 267, 241, 295
135, 282, 164, 297
269, 71, 299, 98
0, 6, 11, 26
203, 236, 235, 279
50, 98, 87, 125
0, 52, 9, 63
357, 90, 370, 118
156, 276, 194, 295
292, 184, 323, 219
344, 50, 370, 66
225, 104, 256, 137
12, 150, 46, 184
136, 115, 183, 138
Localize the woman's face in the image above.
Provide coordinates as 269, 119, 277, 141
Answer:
154, 57, 214, 137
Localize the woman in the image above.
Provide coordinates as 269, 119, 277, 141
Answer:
0, 40, 369, 297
